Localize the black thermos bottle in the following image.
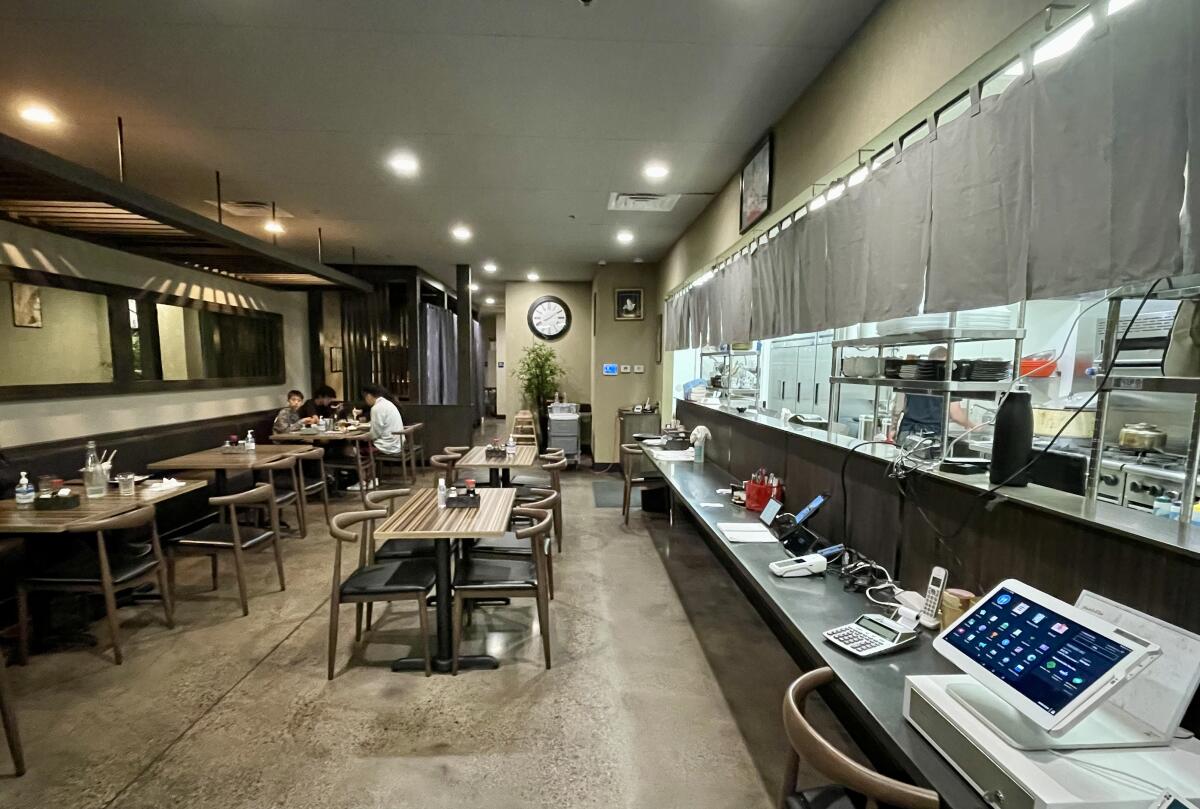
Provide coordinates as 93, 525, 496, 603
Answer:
990, 388, 1033, 486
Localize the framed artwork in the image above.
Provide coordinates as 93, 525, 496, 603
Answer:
739, 132, 773, 233
329, 345, 344, 374
615, 288, 643, 321
11, 282, 43, 328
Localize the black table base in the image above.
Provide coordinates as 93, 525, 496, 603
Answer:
392, 654, 499, 674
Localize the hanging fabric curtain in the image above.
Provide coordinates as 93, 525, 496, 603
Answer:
473, 318, 485, 414
420, 304, 442, 403
720, 252, 753, 344
1027, 3, 1187, 299
750, 222, 795, 341
825, 180, 869, 329
926, 87, 1031, 314
795, 211, 829, 333
441, 311, 458, 405
663, 292, 688, 352
862, 137, 931, 323
688, 277, 711, 348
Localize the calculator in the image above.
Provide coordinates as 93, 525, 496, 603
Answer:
824, 614, 918, 658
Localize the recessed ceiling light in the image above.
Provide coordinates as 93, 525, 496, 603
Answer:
469, 283, 480, 292
264, 220, 285, 234
634, 257, 644, 264
19, 104, 58, 126
386, 151, 419, 177
616, 229, 635, 245
642, 161, 670, 180
482, 261, 497, 273
597, 259, 607, 266
527, 271, 540, 281
485, 296, 496, 305
450, 224, 473, 242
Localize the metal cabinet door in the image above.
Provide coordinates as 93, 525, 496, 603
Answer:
794, 334, 818, 413
766, 343, 798, 411
813, 331, 835, 413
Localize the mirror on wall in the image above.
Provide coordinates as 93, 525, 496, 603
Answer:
156, 303, 283, 381
0, 282, 114, 385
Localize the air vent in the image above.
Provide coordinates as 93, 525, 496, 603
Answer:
607, 192, 680, 213
204, 200, 294, 218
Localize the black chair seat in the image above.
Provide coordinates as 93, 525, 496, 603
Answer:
453, 556, 537, 590
375, 538, 438, 560
173, 523, 274, 550
340, 559, 436, 597
27, 551, 158, 587
472, 532, 529, 556
785, 787, 857, 809
510, 475, 549, 488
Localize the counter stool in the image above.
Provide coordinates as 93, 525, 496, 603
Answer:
620, 443, 662, 526
167, 484, 284, 617
452, 507, 554, 672
327, 509, 435, 678
17, 505, 173, 666
779, 668, 939, 809
0, 656, 23, 776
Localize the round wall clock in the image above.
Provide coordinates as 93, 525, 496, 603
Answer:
527, 295, 571, 340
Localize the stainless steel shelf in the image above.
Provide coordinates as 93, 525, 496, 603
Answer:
829, 376, 1011, 396
832, 328, 1025, 349
1096, 375, 1200, 395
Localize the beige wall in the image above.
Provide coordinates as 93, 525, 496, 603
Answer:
590, 265, 661, 463
0, 218, 310, 447
658, 0, 1047, 407
500, 281, 592, 422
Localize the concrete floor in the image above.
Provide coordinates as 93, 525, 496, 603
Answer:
0, 452, 773, 808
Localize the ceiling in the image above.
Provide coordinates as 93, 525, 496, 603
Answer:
0, 0, 879, 308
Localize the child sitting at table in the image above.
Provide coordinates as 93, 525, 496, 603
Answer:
273, 390, 305, 433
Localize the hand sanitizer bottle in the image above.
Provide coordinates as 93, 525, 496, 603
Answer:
245, 429, 256, 453
437, 477, 447, 508
506, 435, 516, 455
15, 472, 34, 506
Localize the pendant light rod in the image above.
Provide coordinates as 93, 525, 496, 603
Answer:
116, 116, 126, 182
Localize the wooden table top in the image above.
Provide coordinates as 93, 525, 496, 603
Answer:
0, 478, 206, 534
271, 426, 370, 443
375, 487, 516, 540
457, 445, 540, 469
148, 444, 306, 471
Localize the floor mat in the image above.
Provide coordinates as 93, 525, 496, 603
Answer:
592, 478, 625, 508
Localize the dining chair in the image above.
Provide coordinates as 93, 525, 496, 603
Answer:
452, 507, 554, 672
779, 668, 939, 809
510, 448, 564, 487
166, 483, 285, 617
474, 489, 559, 598
326, 434, 378, 506
516, 456, 566, 552
431, 450, 464, 486
293, 446, 332, 528
253, 454, 305, 537
396, 422, 425, 482
17, 505, 173, 666
620, 443, 662, 526
0, 655, 24, 776
327, 509, 436, 678
364, 488, 437, 561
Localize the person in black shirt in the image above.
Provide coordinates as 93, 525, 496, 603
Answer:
0, 447, 18, 499
298, 385, 342, 425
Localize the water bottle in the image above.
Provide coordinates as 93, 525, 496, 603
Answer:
245, 429, 256, 453
84, 440, 107, 498
1170, 500, 1182, 521
693, 436, 705, 464
1152, 495, 1172, 518
14, 472, 34, 506
437, 477, 447, 508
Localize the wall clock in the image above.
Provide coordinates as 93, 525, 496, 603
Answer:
527, 295, 571, 340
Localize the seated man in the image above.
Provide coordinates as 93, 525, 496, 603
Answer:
273, 389, 305, 434
299, 384, 342, 425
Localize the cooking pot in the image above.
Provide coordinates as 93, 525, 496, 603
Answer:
1118, 422, 1167, 451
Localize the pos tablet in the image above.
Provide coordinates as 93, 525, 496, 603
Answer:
933, 579, 1160, 735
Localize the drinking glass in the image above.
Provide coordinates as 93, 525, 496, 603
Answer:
116, 473, 137, 496
37, 475, 54, 496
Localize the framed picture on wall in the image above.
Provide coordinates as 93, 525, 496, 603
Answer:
11, 282, 42, 328
329, 345, 344, 374
615, 288, 643, 321
739, 132, 773, 233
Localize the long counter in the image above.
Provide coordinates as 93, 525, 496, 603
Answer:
675, 398, 1200, 662
644, 449, 988, 808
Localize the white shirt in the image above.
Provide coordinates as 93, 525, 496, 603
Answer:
369, 397, 404, 455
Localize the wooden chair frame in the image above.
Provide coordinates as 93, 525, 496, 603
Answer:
327, 509, 432, 679
17, 505, 172, 666
253, 454, 305, 537
619, 443, 660, 526
0, 657, 23, 776
780, 668, 939, 809
167, 483, 284, 617
294, 446, 332, 528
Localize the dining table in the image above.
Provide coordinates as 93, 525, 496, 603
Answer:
375, 486, 516, 674
455, 445, 540, 487
148, 444, 308, 494
0, 479, 208, 534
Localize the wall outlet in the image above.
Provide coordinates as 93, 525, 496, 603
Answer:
633, 364, 645, 374
619, 364, 632, 373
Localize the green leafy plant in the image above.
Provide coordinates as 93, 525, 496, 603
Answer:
516, 342, 565, 413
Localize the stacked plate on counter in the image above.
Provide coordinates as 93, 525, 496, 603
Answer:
916, 358, 947, 380
967, 358, 1011, 381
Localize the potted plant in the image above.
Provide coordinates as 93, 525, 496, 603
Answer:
515, 343, 565, 451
